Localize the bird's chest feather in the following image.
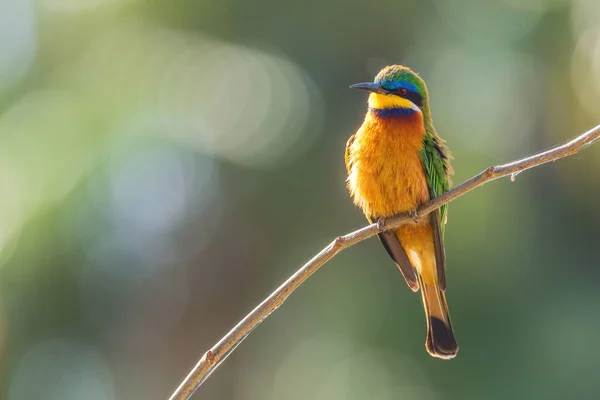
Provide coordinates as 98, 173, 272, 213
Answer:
348, 113, 430, 217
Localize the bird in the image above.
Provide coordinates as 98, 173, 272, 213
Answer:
345, 65, 458, 359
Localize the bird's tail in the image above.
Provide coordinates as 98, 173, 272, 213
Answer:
418, 275, 459, 359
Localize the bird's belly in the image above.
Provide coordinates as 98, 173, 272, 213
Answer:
351, 154, 429, 218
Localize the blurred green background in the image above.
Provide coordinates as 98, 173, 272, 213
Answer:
1, 0, 599, 399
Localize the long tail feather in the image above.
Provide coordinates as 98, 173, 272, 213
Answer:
418, 275, 458, 359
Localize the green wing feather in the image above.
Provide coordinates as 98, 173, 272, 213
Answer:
421, 130, 452, 227
420, 128, 453, 290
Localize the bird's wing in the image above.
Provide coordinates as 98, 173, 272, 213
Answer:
421, 130, 453, 291
369, 217, 419, 292
344, 134, 355, 174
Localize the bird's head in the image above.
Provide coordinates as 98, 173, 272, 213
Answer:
351, 65, 428, 115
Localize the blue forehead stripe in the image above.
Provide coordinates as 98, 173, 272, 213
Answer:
377, 79, 419, 93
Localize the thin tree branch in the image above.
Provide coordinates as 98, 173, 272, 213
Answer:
169, 124, 600, 400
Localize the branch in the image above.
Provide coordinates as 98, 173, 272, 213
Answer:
169, 124, 600, 400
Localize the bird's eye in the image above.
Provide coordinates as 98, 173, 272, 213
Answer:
397, 88, 408, 96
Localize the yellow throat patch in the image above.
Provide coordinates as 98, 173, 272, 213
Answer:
368, 92, 420, 111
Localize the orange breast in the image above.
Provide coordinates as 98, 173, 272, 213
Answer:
347, 111, 429, 218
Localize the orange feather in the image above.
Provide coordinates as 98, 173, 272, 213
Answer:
346, 110, 440, 284
347, 111, 429, 218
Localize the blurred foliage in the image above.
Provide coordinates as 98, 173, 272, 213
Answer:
0, 0, 599, 399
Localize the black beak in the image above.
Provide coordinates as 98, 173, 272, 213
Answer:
349, 82, 386, 94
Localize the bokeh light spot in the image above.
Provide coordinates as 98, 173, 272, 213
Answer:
39, 0, 138, 14
0, 0, 36, 92
434, 0, 542, 43
9, 338, 115, 400
427, 45, 539, 155
78, 23, 324, 169
571, 27, 600, 120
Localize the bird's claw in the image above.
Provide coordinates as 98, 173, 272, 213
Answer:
410, 209, 420, 223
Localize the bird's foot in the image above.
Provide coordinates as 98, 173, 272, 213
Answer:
409, 209, 420, 223
376, 218, 387, 231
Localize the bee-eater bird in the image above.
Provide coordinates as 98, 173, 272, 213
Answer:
346, 65, 458, 359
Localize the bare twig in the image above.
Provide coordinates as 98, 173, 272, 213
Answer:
169, 124, 600, 400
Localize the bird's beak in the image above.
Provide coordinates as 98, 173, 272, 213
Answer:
349, 82, 386, 94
